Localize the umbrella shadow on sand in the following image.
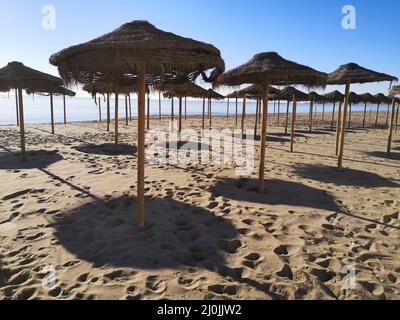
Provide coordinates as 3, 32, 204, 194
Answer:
72, 143, 137, 156
293, 164, 399, 188
53, 195, 283, 298
209, 177, 341, 212
0, 148, 63, 170
233, 134, 289, 143
365, 151, 400, 161
156, 141, 212, 151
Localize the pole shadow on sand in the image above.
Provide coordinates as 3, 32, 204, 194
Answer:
0, 148, 63, 170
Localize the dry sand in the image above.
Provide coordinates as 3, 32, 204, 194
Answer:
0, 110, 399, 300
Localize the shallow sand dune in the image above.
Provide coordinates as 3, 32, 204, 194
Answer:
0, 111, 399, 300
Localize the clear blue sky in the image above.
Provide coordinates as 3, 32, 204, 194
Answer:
1, 0, 399, 96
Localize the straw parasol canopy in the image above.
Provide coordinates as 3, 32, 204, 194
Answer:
359, 93, 379, 104
207, 89, 224, 100
309, 91, 327, 103
0, 61, 63, 161
389, 85, 400, 97
161, 82, 209, 99
235, 84, 280, 97
226, 91, 239, 99
348, 92, 363, 104
323, 90, 344, 102
374, 93, 392, 104
50, 20, 225, 228
275, 86, 309, 101
327, 63, 398, 85
217, 52, 327, 87
50, 20, 225, 86
0, 83, 10, 92
26, 86, 76, 96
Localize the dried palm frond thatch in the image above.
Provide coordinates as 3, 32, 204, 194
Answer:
359, 93, 379, 104
327, 63, 397, 85
347, 92, 363, 104
323, 90, 344, 102
50, 20, 225, 86
26, 86, 76, 97
389, 85, 400, 97
309, 91, 327, 103
161, 82, 208, 99
274, 86, 309, 101
216, 52, 327, 88
225, 91, 239, 99
374, 93, 392, 104
207, 89, 224, 100
235, 84, 280, 97
0, 61, 63, 90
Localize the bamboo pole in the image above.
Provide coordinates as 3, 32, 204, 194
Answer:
178, 96, 183, 133
254, 96, 259, 139
137, 74, 146, 228
184, 96, 187, 120
227, 97, 230, 118
114, 92, 119, 149
106, 93, 110, 132
385, 103, 390, 127
158, 91, 162, 121
277, 100, 281, 124
50, 93, 55, 134
125, 95, 128, 125
309, 99, 314, 132
290, 95, 297, 153
284, 100, 290, 134
273, 100, 276, 116
15, 89, 19, 126
129, 93, 132, 122
258, 82, 269, 193
338, 82, 351, 169
348, 103, 352, 129
171, 97, 174, 122
362, 101, 367, 128
387, 98, 396, 155
202, 97, 205, 130
18, 88, 26, 161
98, 97, 102, 124
209, 98, 212, 128
63, 94, 67, 125
369, 109, 372, 126
375, 104, 380, 128
331, 101, 336, 131
241, 95, 246, 139
259, 97, 262, 125
235, 97, 238, 126
147, 94, 150, 130
322, 102, 325, 121
335, 101, 343, 156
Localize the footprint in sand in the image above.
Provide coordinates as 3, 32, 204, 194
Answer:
146, 275, 167, 294
215, 239, 242, 254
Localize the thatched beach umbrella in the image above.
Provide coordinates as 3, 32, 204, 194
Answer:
275, 87, 309, 152
226, 91, 239, 125
0, 62, 63, 160
207, 89, 224, 129
359, 93, 379, 128
308, 91, 326, 132
389, 86, 400, 133
50, 20, 224, 227
374, 93, 392, 127
323, 90, 344, 133
217, 52, 327, 193
162, 82, 209, 132
346, 92, 363, 129
327, 63, 397, 168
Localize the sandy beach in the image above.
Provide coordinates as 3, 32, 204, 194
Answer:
0, 111, 399, 300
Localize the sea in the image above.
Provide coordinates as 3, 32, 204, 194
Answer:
0, 93, 385, 126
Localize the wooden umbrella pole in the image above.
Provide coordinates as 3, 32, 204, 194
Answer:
258, 82, 269, 193
129, 93, 132, 122
395, 103, 399, 133
227, 97, 230, 118
201, 97, 205, 130
15, 88, 20, 126
375, 104, 380, 128
348, 103, 352, 129
125, 95, 128, 125
309, 100, 314, 132
290, 94, 297, 153
184, 96, 187, 120
209, 98, 212, 128
273, 100, 276, 116
369, 109, 372, 126
50, 93, 55, 134
277, 100, 281, 124
362, 102, 367, 128
338, 82, 351, 169
114, 92, 119, 149
241, 95, 246, 139
106, 93, 110, 132
179, 96, 183, 133
387, 98, 396, 155
158, 91, 162, 121
18, 88, 26, 161
259, 97, 262, 124
235, 97, 238, 125
322, 102, 325, 121
335, 101, 343, 155
331, 101, 336, 131
147, 94, 150, 130
284, 100, 290, 134
98, 97, 102, 124
254, 96, 259, 138
63, 94, 67, 125
137, 74, 146, 228
171, 98, 174, 122
385, 103, 390, 127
